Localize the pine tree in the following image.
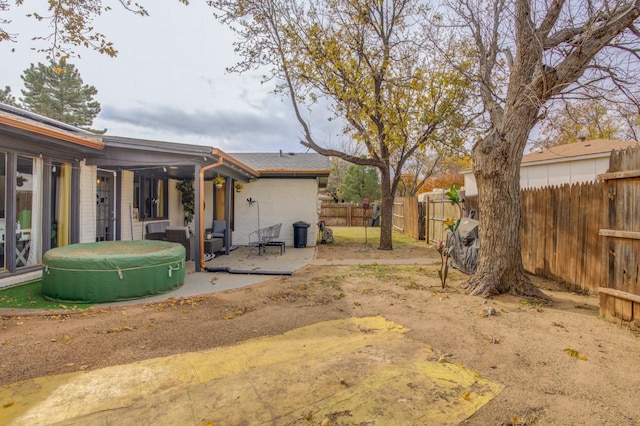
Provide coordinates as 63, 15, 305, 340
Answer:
0, 86, 19, 106
340, 166, 381, 203
20, 59, 101, 128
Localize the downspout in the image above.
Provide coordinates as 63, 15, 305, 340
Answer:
198, 156, 223, 270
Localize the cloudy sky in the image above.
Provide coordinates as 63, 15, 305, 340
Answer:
1, 1, 337, 153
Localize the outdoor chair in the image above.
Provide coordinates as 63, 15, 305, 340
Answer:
248, 223, 284, 256
166, 226, 191, 260
145, 221, 170, 240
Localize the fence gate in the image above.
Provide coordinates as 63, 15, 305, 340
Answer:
424, 190, 464, 244
392, 197, 422, 239
598, 145, 640, 330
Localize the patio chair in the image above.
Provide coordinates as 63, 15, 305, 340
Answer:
166, 226, 191, 260
210, 220, 226, 243
145, 221, 170, 240
248, 223, 284, 256
204, 220, 226, 255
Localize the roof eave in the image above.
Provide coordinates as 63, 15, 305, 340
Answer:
257, 169, 331, 177
522, 152, 612, 167
0, 114, 104, 150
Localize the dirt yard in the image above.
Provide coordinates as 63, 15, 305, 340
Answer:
1, 239, 639, 425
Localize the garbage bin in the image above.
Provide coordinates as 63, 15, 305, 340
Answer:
293, 221, 310, 248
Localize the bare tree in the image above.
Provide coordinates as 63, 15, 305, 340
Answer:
326, 157, 350, 201
440, 0, 640, 297
212, 0, 472, 249
396, 149, 441, 196
533, 94, 634, 148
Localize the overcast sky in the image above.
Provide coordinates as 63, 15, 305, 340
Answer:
1, 1, 337, 153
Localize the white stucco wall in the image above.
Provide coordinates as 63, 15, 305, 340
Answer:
462, 155, 610, 196
233, 178, 320, 247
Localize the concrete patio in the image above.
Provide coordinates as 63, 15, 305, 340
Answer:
107, 245, 316, 307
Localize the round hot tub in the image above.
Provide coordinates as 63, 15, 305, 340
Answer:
42, 240, 185, 303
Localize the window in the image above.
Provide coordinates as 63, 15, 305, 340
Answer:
134, 174, 168, 220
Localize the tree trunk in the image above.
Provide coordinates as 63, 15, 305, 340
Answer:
378, 168, 393, 250
464, 128, 549, 299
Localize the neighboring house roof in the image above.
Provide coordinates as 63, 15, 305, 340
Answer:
521, 139, 639, 165
230, 152, 331, 176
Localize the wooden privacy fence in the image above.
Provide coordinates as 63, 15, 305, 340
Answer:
392, 197, 423, 240
319, 202, 371, 227
520, 182, 606, 294
598, 146, 640, 329
422, 190, 465, 244
319, 199, 423, 239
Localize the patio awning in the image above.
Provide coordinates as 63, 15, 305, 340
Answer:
86, 136, 259, 182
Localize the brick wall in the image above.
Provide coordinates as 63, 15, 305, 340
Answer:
78, 161, 96, 243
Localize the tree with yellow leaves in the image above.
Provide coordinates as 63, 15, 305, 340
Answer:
1, 0, 188, 60
212, 0, 473, 250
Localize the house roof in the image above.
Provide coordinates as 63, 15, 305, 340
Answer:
230, 152, 331, 176
90, 136, 261, 181
0, 103, 104, 151
522, 139, 639, 164
0, 103, 329, 183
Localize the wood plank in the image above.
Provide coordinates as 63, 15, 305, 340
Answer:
599, 293, 608, 317
560, 184, 570, 284
576, 185, 588, 291
598, 229, 640, 240
613, 297, 633, 321
568, 183, 580, 290
520, 189, 528, 271
595, 181, 607, 292
598, 287, 640, 304
597, 169, 640, 181
611, 180, 624, 291
549, 186, 557, 277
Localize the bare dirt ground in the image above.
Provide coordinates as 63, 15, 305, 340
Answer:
1, 240, 640, 425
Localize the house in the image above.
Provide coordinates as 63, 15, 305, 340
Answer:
0, 103, 330, 286
230, 152, 329, 247
462, 139, 639, 196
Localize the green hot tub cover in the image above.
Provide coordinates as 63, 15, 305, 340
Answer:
42, 240, 185, 303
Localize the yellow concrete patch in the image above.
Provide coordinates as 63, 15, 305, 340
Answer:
0, 316, 503, 425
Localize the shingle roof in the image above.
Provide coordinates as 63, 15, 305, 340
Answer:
522, 139, 638, 163
230, 152, 330, 174
0, 103, 104, 150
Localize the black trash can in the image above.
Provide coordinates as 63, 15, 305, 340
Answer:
293, 221, 310, 248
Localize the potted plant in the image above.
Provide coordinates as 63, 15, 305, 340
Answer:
175, 179, 195, 225
234, 182, 244, 193
213, 176, 225, 189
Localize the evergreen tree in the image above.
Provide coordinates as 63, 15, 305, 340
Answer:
0, 86, 19, 106
20, 59, 101, 128
340, 166, 381, 203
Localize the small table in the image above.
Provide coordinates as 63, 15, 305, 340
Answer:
264, 241, 285, 255
204, 238, 223, 254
